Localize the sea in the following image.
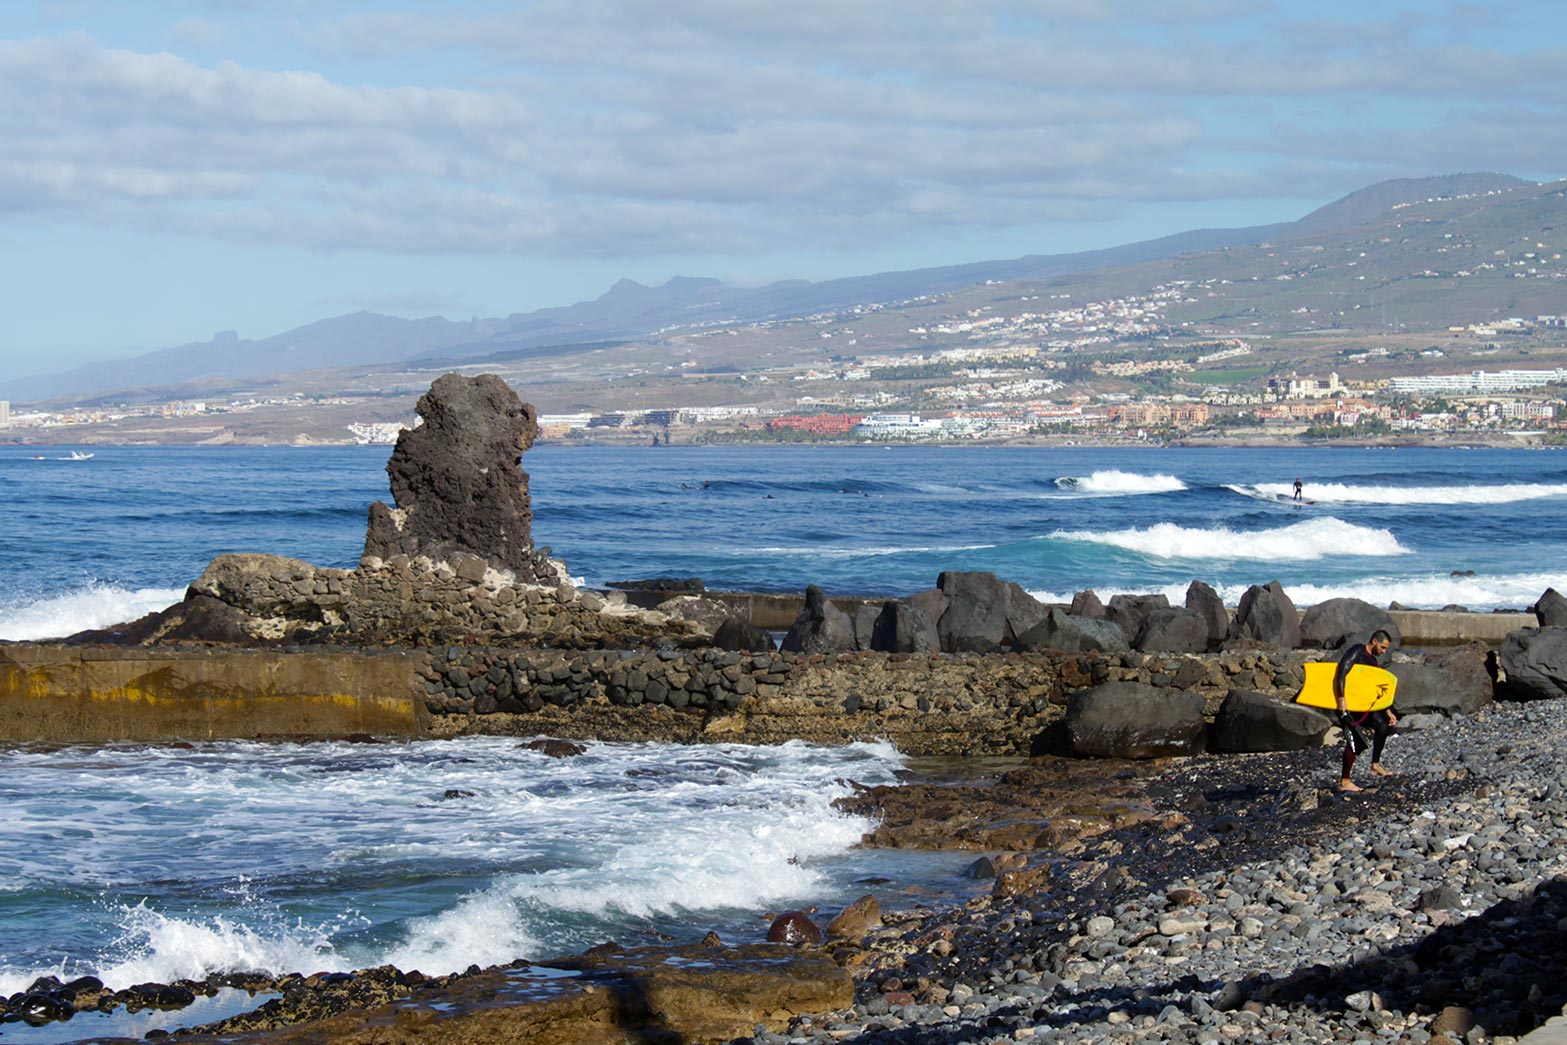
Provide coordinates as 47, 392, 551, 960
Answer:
2, 442, 1566, 1037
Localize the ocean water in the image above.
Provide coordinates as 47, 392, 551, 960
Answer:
3, 442, 1567, 1010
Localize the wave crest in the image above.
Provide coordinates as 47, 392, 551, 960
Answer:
1050, 517, 1411, 561
1055, 470, 1187, 495
1229, 481, 1567, 506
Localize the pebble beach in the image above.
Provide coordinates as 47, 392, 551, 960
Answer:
771, 698, 1567, 1045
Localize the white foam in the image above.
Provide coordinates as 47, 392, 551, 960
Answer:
95, 902, 353, 988
745, 543, 994, 559
1230, 481, 1567, 506
0, 583, 185, 641
1055, 470, 1187, 495
1049, 517, 1411, 561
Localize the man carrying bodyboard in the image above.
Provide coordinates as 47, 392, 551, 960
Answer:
1335, 628, 1396, 792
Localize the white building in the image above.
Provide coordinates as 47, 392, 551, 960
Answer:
1388, 369, 1567, 394
853, 413, 945, 439
0, 400, 9, 427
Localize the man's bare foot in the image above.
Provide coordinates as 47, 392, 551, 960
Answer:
1339, 780, 1363, 792
1370, 764, 1394, 777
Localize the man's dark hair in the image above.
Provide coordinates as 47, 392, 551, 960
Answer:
1370, 628, 1392, 645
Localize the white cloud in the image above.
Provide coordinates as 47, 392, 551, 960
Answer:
0, 3, 1563, 261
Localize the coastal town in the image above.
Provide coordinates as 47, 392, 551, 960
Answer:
4, 274, 1565, 446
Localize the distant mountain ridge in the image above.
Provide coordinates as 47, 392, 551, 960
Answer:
2, 172, 1541, 404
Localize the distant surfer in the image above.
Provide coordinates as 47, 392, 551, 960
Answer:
1334, 629, 1396, 792
1292, 477, 1303, 502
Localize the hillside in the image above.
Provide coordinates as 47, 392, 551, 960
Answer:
4, 172, 1559, 407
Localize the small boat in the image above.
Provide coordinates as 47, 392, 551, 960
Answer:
69, 450, 95, 461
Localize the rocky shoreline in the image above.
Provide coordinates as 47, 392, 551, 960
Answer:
10, 699, 1567, 1044
11, 373, 1567, 1044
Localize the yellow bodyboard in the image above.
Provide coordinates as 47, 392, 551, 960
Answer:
1295, 661, 1396, 712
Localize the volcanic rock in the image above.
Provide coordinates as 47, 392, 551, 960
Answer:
937, 571, 1048, 652
1014, 608, 1129, 654
1227, 581, 1301, 648
1299, 597, 1400, 649
363, 372, 544, 579
780, 585, 857, 653
1209, 688, 1333, 752
1066, 681, 1206, 759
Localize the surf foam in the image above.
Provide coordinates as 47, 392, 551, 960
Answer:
1049, 517, 1411, 561
0, 583, 185, 641
1055, 470, 1187, 495
1229, 481, 1567, 506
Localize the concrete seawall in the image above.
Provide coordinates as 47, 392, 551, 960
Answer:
0, 645, 427, 743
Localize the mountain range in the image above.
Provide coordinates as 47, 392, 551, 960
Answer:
2, 171, 1539, 405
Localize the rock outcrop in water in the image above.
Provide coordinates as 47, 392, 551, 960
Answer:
363, 373, 549, 581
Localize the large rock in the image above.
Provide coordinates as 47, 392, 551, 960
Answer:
1209, 688, 1332, 752
1388, 645, 1493, 716
1070, 589, 1106, 618
780, 585, 857, 653
1534, 588, 1567, 627
1066, 681, 1206, 759
1013, 608, 1128, 654
655, 595, 733, 635
1496, 627, 1567, 701
1185, 580, 1228, 651
870, 600, 940, 653
1227, 581, 1300, 648
1133, 607, 1208, 653
851, 604, 881, 651
1105, 594, 1170, 645
712, 617, 776, 652
936, 571, 1048, 653
363, 372, 545, 578
1299, 597, 1400, 649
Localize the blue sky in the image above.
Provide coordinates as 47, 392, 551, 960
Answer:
1, 0, 1564, 385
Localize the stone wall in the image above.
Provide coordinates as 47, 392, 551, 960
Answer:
416, 645, 1319, 754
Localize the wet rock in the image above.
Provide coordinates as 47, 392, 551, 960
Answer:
766, 910, 824, 946
826, 895, 883, 939
521, 738, 587, 758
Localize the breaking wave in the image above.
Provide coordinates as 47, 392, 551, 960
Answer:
1054, 470, 1187, 495
1049, 517, 1411, 561
1228, 481, 1567, 506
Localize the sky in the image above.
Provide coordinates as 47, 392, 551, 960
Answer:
1, 1, 1565, 385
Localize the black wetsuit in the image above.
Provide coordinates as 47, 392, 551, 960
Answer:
1293, 480, 1303, 501
1334, 642, 1390, 774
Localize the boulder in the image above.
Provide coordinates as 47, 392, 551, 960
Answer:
1496, 627, 1567, 701
1065, 681, 1206, 759
1133, 607, 1209, 653
1299, 597, 1400, 650
1105, 594, 1169, 644
1013, 608, 1128, 654
869, 600, 939, 653
1209, 688, 1332, 753
936, 571, 1048, 653
1184, 580, 1228, 651
1070, 589, 1106, 618
712, 617, 776, 652
1227, 581, 1300, 649
1534, 588, 1567, 627
851, 604, 881, 651
780, 586, 857, 653
363, 372, 547, 579
825, 895, 882, 940
765, 910, 823, 946
1388, 645, 1493, 716
655, 595, 733, 635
